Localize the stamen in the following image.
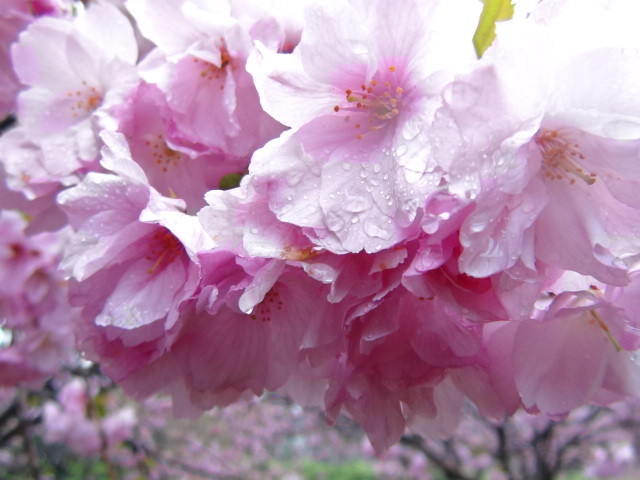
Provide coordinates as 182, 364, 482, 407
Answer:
248, 287, 284, 322
193, 43, 233, 86
67, 81, 103, 118
333, 65, 406, 139
590, 310, 622, 352
145, 228, 185, 275
535, 129, 596, 185
145, 133, 183, 172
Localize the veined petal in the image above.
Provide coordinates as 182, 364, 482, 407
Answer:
298, 0, 375, 86
247, 42, 335, 128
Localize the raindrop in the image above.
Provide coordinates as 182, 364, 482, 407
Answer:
287, 171, 303, 187
326, 211, 345, 232
402, 121, 421, 141
522, 203, 535, 214
469, 222, 485, 233
364, 219, 391, 239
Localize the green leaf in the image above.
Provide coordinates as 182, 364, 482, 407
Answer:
219, 172, 245, 190
93, 392, 108, 418
473, 0, 515, 58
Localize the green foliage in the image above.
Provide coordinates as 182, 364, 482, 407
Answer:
302, 459, 376, 480
65, 459, 111, 480
473, 0, 514, 58
0, 459, 116, 480
219, 172, 245, 190
92, 392, 108, 418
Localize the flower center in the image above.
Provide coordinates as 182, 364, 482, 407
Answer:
192, 41, 234, 86
534, 128, 596, 185
248, 287, 284, 322
333, 65, 404, 140
66, 81, 103, 119
144, 133, 183, 173
145, 228, 185, 275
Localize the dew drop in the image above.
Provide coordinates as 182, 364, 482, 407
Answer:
521, 203, 535, 214
396, 145, 408, 156
326, 211, 345, 232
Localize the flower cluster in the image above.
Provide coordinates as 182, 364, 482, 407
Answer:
2, 0, 640, 451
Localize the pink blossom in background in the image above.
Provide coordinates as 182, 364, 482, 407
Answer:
0, 210, 74, 386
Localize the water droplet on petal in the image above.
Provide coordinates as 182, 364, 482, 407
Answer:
326, 211, 345, 232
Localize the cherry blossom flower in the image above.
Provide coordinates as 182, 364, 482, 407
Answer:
246, 0, 481, 254
126, 0, 285, 157
10, 1, 138, 169
512, 281, 640, 415
115, 81, 249, 213
432, 6, 640, 285
57, 132, 210, 382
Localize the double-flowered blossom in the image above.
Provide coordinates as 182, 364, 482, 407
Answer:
431, 0, 640, 284
3, 0, 640, 454
126, 0, 285, 158
1, 0, 139, 203
247, 0, 482, 253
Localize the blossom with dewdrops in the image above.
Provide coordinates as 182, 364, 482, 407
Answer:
246, 0, 481, 254
431, 2, 640, 285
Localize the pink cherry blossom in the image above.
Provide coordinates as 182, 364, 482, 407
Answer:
11, 1, 138, 165
512, 281, 640, 415
126, 0, 285, 157
115, 81, 249, 213
432, 10, 640, 285
0, 0, 73, 118
246, 0, 481, 254
57, 134, 210, 383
